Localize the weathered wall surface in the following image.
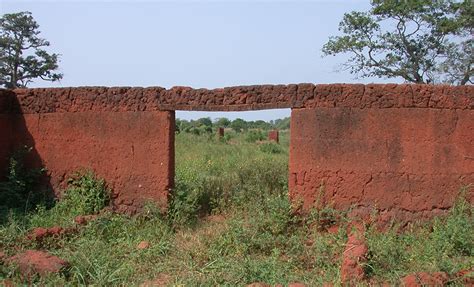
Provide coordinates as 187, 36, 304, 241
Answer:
1, 84, 473, 216
289, 107, 474, 219
15, 111, 174, 212
9, 84, 473, 112
1, 89, 174, 212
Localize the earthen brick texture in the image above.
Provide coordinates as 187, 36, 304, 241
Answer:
0, 84, 473, 215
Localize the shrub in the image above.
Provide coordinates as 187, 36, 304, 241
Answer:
29, 170, 110, 227
259, 142, 284, 154
365, 189, 474, 282
0, 146, 45, 223
64, 171, 110, 215
245, 130, 266, 143
167, 180, 202, 227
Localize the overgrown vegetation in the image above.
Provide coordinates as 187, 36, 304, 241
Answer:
29, 170, 110, 228
0, 132, 473, 286
0, 146, 46, 224
365, 189, 474, 283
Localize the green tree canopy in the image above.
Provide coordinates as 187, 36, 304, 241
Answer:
322, 0, 473, 85
230, 118, 248, 133
214, 117, 231, 128
0, 11, 63, 89
196, 117, 212, 128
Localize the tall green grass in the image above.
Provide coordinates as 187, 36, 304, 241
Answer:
0, 131, 472, 286
170, 132, 289, 226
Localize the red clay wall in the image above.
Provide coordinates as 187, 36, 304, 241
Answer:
1, 84, 473, 217
289, 107, 474, 219
11, 111, 174, 213
1, 89, 174, 213
9, 84, 472, 112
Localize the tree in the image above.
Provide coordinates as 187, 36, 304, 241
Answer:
322, 0, 473, 85
274, 117, 290, 130
0, 11, 62, 89
215, 117, 231, 128
230, 118, 247, 133
196, 117, 212, 128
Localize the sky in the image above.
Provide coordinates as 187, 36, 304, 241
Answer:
1, 0, 399, 121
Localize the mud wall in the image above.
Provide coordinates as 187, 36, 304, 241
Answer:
290, 95, 473, 220
7, 84, 472, 112
0, 89, 174, 213
0, 84, 473, 216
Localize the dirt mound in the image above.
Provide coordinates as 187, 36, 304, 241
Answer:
455, 268, 474, 285
27, 226, 65, 241
340, 223, 368, 284
6, 250, 69, 276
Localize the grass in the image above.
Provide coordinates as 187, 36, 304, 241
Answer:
0, 130, 473, 286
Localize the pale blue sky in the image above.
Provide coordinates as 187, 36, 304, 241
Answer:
1, 0, 398, 120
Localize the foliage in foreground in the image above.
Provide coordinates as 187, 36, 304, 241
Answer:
28, 170, 110, 228
0, 146, 46, 224
0, 132, 473, 286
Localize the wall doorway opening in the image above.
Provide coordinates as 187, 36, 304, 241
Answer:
169, 109, 290, 225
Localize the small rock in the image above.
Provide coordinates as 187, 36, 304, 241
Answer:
137, 241, 150, 250
400, 272, 448, 286
6, 250, 69, 276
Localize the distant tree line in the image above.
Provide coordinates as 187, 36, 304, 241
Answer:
176, 117, 290, 134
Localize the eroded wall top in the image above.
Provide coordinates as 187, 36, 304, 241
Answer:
0, 84, 473, 113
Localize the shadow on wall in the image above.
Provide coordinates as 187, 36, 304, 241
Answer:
0, 89, 53, 219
